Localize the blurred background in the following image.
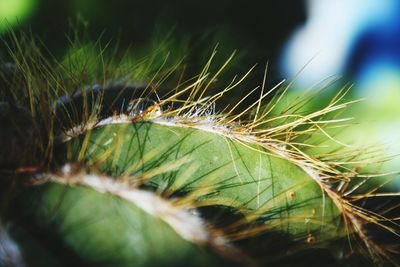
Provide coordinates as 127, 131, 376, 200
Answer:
0, 0, 399, 175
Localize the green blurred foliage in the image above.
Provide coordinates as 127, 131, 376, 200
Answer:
0, 0, 37, 33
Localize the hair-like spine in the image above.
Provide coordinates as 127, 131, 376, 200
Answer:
0, 32, 399, 267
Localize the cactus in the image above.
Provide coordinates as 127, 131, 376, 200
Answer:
0, 33, 399, 267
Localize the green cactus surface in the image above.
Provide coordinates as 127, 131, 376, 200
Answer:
0, 33, 399, 267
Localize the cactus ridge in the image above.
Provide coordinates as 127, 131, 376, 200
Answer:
0, 32, 399, 266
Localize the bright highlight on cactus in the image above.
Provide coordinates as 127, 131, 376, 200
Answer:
0, 32, 399, 267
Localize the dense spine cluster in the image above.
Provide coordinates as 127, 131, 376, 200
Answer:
0, 34, 399, 267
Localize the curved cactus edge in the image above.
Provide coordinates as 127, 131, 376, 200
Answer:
1, 34, 399, 265
50, 73, 400, 266
32, 165, 232, 247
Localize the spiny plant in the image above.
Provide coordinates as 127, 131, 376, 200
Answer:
0, 31, 399, 267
